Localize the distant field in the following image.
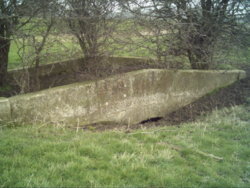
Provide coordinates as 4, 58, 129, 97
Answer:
8, 35, 249, 71
8, 36, 82, 70
7, 35, 158, 70
0, 103, 249, 187
6, 18, 250, 70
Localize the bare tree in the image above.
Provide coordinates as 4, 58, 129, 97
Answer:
120, 3, 182, 67
64, 0, 117, 63
0, 0, 40, 86
119, 0, 249, 69
172, 0, 249, 69
13, 0, 60, 92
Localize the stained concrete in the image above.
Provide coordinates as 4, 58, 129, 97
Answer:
1, 69, 246, 126
7, 57, 152, 79
0, 97, 11, 121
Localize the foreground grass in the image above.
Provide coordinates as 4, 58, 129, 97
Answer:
0, 104, 249, 187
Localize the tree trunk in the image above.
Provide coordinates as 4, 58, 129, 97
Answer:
187, 49, 210, 70
0, 39, 10, 86
187, 35, 211, 70
33, 56, 41, 91
190, 61, 210, 70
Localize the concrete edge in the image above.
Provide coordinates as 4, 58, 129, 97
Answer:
0, 97, 11, 121
1, 69, 247, 124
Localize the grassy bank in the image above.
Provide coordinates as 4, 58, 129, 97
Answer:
0, 103, 249, 187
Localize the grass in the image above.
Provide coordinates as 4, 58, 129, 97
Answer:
0, 103, 249, 187
8, 35, 249, 71
214, 47, 250, 70
8, 36, 82, 70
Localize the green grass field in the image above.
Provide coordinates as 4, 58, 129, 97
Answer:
8, 36, 249, 71
8, 36, 82, 70
5, 17, 250, 71
0, 103, 249, 187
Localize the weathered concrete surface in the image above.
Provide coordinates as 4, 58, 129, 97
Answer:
1, 69, 246, 126
0, 97, 11, 121
8, 58, 84, 78
7, 56, 152, 78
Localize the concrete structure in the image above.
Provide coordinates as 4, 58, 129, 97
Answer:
7, 57, 153, 79
0, 69, 246, 126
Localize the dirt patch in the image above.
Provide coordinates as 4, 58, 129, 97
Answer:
149, 75, 249, 127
